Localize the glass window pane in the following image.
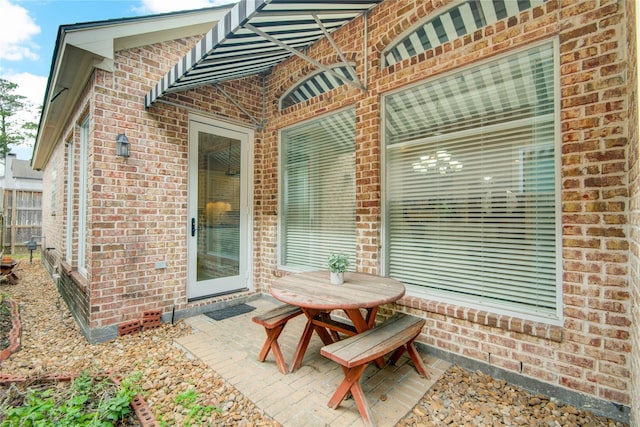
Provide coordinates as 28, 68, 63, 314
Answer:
384, 42, 559, 319
280, 109, 356, 270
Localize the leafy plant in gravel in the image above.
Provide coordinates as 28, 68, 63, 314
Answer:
0, 371, 142, 427
158, 388, 220, 427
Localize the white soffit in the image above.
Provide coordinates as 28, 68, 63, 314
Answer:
32, 6, 232, 170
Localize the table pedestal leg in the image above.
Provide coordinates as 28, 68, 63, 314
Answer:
344, 308, 385, 368
289, 309, 334, 373
289, 318, 313, 373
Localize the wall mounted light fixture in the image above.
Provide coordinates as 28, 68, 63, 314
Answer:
116, 133, 130, 158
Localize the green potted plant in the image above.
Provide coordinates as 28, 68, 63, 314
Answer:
327, 253, 350, 285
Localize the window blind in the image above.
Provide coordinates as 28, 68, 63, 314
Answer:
384, 42, 559, 319
280, 108, 356, 270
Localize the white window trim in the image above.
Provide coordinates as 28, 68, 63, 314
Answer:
77, 116, 89, 277
65, 140, 74, 265
50, 155, 57, 215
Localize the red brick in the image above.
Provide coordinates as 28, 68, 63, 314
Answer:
559, 376, 597, 395
557, 352, 595, 369
118, 320, 140, 336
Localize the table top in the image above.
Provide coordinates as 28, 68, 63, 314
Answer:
270, 271, 405, 311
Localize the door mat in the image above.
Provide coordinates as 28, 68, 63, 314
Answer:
204, 303, 256, 321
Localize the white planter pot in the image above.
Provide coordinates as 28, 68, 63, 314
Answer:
330, 272, 344, 285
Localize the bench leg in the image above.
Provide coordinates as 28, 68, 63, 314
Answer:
351, 378, 375, 427
289, 318, 315, 373
258, 325, 289, 374
327, 364, 366, 408
406, 342, 429, 378
290, 310, 335, 373
388, 343, 406, 366
388, 340, 429, 379
327, 364, 375, 426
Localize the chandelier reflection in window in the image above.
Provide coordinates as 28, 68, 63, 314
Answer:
412, 150, 463, 174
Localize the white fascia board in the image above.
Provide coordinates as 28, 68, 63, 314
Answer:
64, 8, 231, 58
33, 6, 231, 170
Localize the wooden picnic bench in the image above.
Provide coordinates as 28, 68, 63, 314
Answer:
251, 303, 302, 374
0, 254, 19, 285
320, 313, 429, 427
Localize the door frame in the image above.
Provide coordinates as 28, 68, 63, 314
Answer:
187, 114, 254, 300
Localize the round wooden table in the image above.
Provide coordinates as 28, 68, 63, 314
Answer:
270, 271, 405, 372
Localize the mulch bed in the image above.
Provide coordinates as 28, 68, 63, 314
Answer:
0, 374, 143, 427
0, 260, 274, 426
0, 298, 11, 351
0, 277, 152, 427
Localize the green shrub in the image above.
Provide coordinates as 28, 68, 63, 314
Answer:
0, 371, 142, 427
158, 388, 220, 427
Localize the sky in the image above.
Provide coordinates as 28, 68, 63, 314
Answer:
0, 0, 233, 160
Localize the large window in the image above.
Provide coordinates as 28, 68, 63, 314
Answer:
279, 109, 356, 270
50, 154, 57, 214
78, 117, 89, 277
384, 41, 560, 321
65, 140, 74, 265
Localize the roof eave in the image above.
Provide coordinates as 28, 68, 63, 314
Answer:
32, 5, 234, 170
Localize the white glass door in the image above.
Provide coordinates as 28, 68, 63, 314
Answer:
188, 118, 251, 300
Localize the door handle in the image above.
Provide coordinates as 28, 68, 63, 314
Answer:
191, 218, 196, 236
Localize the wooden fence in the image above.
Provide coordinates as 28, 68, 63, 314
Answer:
1, 189, 42, 253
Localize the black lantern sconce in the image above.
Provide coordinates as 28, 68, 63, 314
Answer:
116, 133, 130, 158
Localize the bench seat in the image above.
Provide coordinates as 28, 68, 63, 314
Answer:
252, 304, 302, 374
320, 313, 428, 426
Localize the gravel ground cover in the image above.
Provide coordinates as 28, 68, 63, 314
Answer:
398, 366, 628, 427
0, 259, 630, 426
0, 260, 277, 426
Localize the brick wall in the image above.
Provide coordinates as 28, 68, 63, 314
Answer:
256, 0, 632, 419
40, 0, 635, 418
42, 34, 264, 340
557, 0, 629, 409
84, 39, 263, 332
41, 77, 94, 315
626, 0, 639, 425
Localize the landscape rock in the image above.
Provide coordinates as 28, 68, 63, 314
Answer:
0, 260, 278, 426
0, 260, 631, 426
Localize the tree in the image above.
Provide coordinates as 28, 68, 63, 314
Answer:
0, 77, 38, 159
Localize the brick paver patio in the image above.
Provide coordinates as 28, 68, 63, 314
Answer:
175, 297, 450, 427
